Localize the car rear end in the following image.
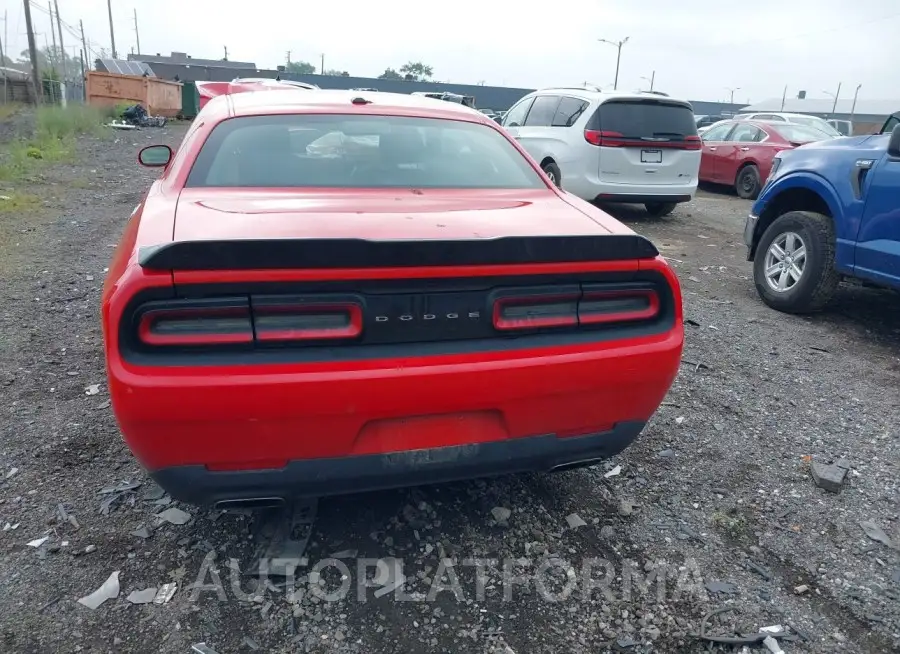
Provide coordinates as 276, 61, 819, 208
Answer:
580, 94, 701, 204
103, 99, 684, 507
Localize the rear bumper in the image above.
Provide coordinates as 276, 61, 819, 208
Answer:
110, 328, 682, 494
594, 193, 693, 205
152, 421, 646, 505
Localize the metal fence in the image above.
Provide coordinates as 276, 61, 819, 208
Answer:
0, 76, 85, 105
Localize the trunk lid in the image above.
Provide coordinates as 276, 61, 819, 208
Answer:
172, 188, 613, 242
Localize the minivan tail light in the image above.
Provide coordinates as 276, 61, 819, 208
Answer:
584, 129, 701, 150
492, 289, 660, 332
138, 306, 253, 346
682, 135, 702, 150
253, 303, 363, 342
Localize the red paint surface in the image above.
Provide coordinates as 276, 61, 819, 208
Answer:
102, 92, 684, 474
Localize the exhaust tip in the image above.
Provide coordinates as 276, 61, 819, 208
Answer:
550, 457, 606, 473
214, 497, 286, 511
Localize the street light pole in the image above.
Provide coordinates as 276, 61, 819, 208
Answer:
598, 37, 629, 90
849, 84, 862, 124
726, 87, 740, 104
641, 71, 655, 91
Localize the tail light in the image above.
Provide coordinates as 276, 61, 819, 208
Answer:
253, 300, 362, 342
138, 301, 253, 346
584, 130, 701, 150
134, 297, 362, 348
492, 287, 660, 332
493, 292, 580, 331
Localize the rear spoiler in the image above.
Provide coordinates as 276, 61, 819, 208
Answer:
138, 235, 659, 271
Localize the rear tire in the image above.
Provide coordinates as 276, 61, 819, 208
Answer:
753, 210, 840, 313
645, 202, 677, 217
736, 164, 761, 200
542, 161, 562, 188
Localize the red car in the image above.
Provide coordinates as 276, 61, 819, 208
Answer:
102, 90, 684, 507
194, 78, 318, 111
699, 120, 830, 199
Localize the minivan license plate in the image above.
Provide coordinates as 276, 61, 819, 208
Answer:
641, 149, 662, 163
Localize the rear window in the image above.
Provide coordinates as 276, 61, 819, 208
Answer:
772, 124, 829, 144
588, 100, 698, 142
186, 115, 546, 190
789, 115, 840, 136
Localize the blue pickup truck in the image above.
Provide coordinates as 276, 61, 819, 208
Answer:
744, 112, 900, 313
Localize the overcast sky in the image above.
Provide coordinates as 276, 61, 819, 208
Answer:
5, 0, 900, 103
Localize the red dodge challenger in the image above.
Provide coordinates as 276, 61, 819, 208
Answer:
101, 90, 684, 507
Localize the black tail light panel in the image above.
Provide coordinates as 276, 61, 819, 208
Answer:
118, 271, 676, 366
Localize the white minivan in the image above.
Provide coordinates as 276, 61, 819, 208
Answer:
501, 87, 701, 216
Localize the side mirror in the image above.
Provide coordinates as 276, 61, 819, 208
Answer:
138, 145, 173, 168
889, 125, 900, 159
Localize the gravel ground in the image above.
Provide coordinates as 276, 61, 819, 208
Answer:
1, 119, 898, 654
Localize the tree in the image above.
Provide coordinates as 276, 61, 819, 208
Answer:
399, 61, 433, 82
378, 67, 402, 80
285, 61, 315, 74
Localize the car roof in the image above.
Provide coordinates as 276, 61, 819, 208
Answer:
530, 87, 692, 107
214, 89, 489, 121
743, 111, 825, 120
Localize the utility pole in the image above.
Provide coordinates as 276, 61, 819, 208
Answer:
0, 11, 6, 102
320, 53, 324, 74
849, 84, 862, 124
79, 48, 85, 99
53, 0, 67, 81
781, 85, 787, 111
223, 46, 228, 60
23, 0, 42, 102
48, 2, 58, 72
79, 20, 88, 69
286, 50, 291, 65
831, 82, 841, 116
598, 37, 629, 90
106, 0, 117, 58
133, 9, 140, 55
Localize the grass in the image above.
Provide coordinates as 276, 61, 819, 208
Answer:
0, 104, 107, 182
0, 191, 41, 214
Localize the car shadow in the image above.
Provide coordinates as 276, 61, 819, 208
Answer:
816, 283, 900, 348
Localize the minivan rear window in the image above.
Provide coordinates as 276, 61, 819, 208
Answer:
588, 100, 698, 144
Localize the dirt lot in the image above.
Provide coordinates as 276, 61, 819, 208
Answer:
1, 117, 898, 654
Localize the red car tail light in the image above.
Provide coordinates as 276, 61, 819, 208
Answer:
254, 302, 363, 342
584, 129, 624, 146
493, 293, 581, 331
578, 289, 659, 325
492, 287, 660, 332
138, 306, 253, 346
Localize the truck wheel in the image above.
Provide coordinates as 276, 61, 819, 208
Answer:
735, 165, 761, 200
753, 210, 840, 313
645, 202, 677, 217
